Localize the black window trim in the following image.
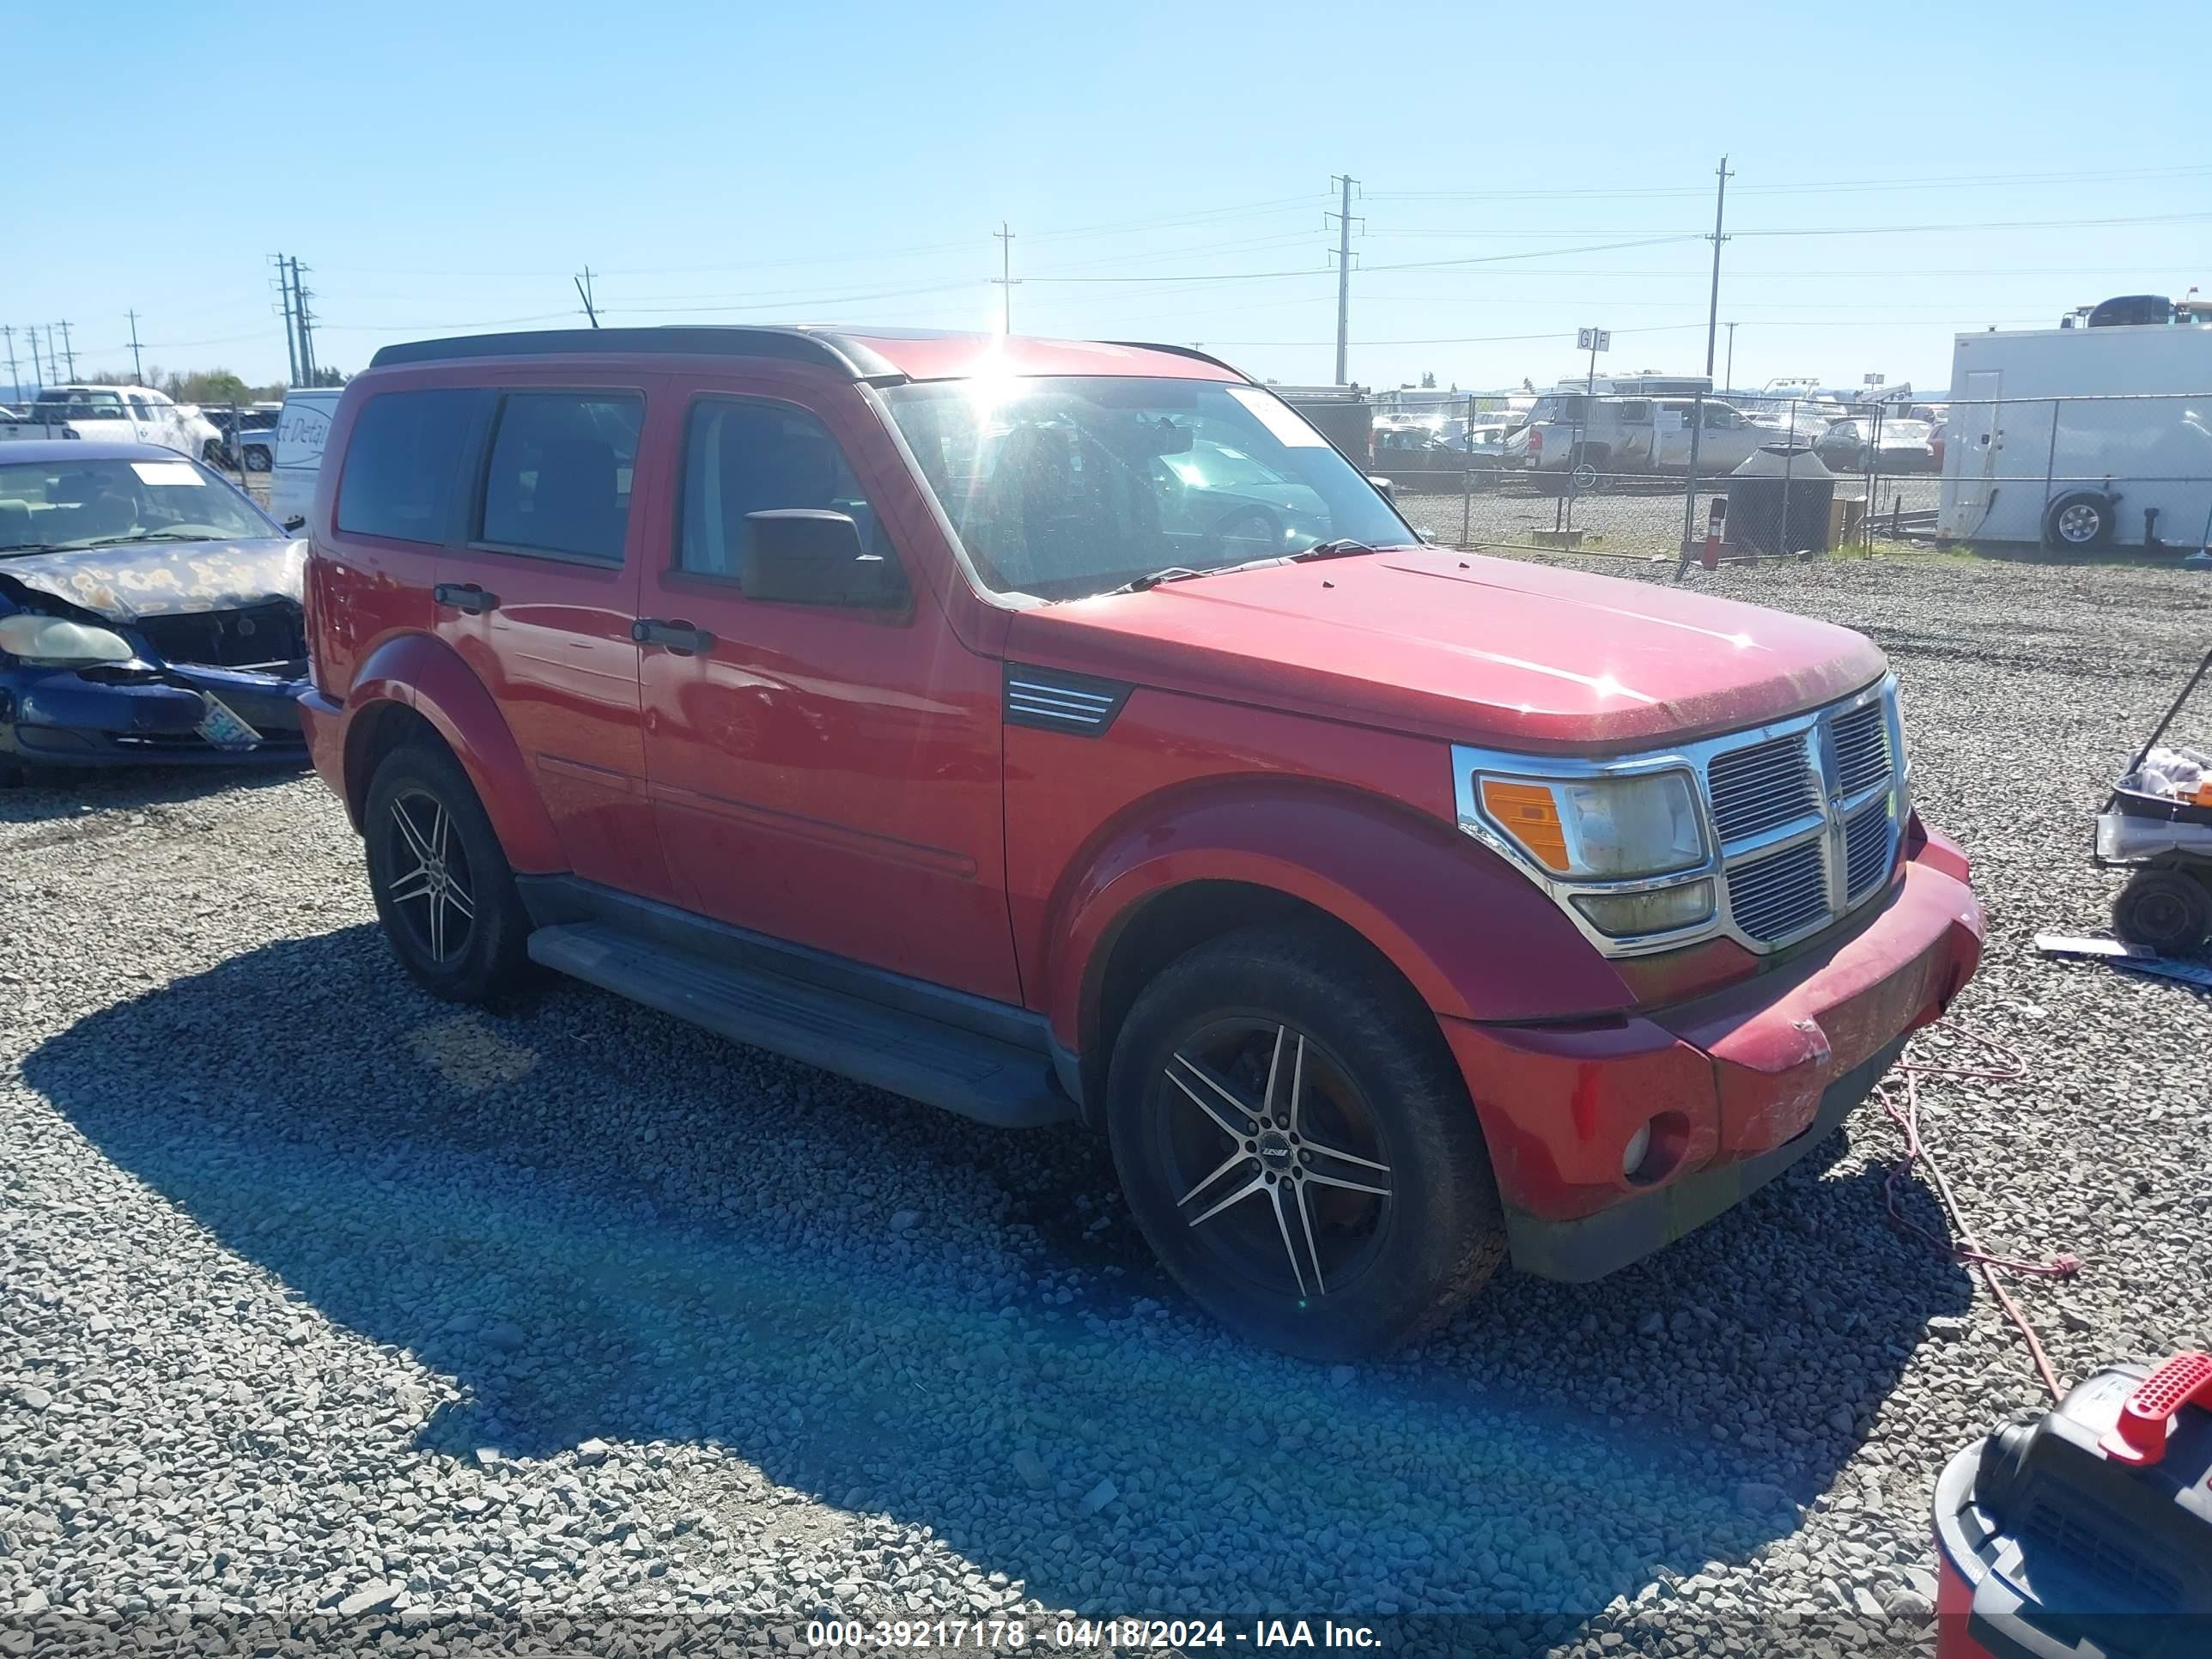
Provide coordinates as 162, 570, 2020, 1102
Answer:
460, 385, 648, 570
665, 389, 911, 605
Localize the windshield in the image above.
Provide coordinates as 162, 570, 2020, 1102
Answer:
0, 456, 278, 553
882, 375, 1413, 601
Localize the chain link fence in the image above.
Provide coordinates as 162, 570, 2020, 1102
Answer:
1386, 388, 2212, 565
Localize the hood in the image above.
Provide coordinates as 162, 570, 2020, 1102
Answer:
1008, 548, 1886, 752
0, 537, 306, 623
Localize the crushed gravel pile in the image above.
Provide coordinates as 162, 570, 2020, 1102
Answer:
4, 551, 2210, 1656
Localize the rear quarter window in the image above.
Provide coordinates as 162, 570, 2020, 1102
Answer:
335, 389, 478, 544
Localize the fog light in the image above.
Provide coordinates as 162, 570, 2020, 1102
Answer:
1571, 879, 1714, 938
1622, 1121, 1654, 1180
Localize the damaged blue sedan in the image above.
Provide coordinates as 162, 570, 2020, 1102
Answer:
0, 441, 310, 777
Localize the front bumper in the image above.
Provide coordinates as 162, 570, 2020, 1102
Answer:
1443, 819, 1984, 1282
0, 660, 310, 769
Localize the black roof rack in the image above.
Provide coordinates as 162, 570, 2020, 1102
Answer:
1102, 341, 1245, 378
367, 325, 905, 381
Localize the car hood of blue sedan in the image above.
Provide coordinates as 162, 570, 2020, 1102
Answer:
0, 537, 306, 623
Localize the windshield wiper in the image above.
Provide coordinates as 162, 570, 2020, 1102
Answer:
1290, 538, 1384, 562
71, 529, 222, 549
1097, 539, 1407, 598
0, 543, 76, 558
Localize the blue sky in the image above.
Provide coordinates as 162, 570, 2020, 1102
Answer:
11, 1, 2206, 398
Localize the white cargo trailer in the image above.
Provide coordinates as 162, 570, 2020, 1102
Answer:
1938, 321, 2212, 550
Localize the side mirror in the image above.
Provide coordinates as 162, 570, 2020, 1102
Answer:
283, 515, 306, 532
740, 509, 907, 609
1366, 475, 1396, 501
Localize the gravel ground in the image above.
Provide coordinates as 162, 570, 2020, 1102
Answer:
1396, 474, 1943, 556
5, 551, 2212, 1656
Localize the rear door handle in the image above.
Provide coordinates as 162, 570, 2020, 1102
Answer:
433, 582, 498, 615
632, 618, 715, 655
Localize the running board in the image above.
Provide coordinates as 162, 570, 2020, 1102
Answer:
526, 922, 1073, 1129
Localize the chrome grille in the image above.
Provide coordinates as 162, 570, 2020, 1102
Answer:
1706, 732, 1820, 842
1830, 702, 1890, 797
1726, 840, 1829, 942
1844, 801, 1895, 901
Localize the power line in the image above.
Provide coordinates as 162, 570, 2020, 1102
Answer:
1364, 162, 2212, 202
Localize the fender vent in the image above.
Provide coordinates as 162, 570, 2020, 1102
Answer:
1004, 664, 1130, 736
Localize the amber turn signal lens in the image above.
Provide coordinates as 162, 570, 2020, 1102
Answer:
1480, 779, 1572, 872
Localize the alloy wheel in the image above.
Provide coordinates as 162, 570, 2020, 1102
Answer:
381, 789, 477, 963
2057, 502, 2102, 544
1158, 1020, 1393, 1303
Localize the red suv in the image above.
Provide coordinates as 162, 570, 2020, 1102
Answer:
298, 327, 1984, 1358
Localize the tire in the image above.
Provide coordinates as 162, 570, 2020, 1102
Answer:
362, 741, 532, 1001
1568, 447, 1605, 493
244, 445, 272, 472
2112, 867, 2211, 956
1105, 921, 1507, 1360
2044, 489, 2114, 550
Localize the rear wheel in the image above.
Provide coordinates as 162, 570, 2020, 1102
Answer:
244, 445, 272, 472
2112, 867, 2211, 956
1106, 923, 1506, 1359
363, 742, 532, 1001
2045, 490, 2114, 550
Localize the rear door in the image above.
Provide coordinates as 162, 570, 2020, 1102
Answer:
434, 376, 675, 902
636, 372, 1019, 1001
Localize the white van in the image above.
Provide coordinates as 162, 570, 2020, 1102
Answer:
267, 388, 342, 527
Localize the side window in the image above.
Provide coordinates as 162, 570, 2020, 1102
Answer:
335, 388, 477, 544
127, 396, 152, 421
678, 399, 879, 579
1705, 405, 1741, 430
477, 392, 642, 564
1616, 400, 1650, 425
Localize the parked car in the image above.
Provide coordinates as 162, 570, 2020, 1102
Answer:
268, 387, 341, 529
299, 325, 1983, 1358
1815, 417, 1939, 474
1152, 439, 1328, 551
0, 441, 309, 775
1501, 392, 1765, 487
0, 385, 222, 465
204, 406, 282, 471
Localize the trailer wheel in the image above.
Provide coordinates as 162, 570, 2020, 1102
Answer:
2044, 490, 2115, 550
2112, 867, 2211, 956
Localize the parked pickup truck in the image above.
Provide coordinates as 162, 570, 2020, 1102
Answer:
1503, 392, 1769, 489
3, 385, 223, 465
301, 325, 1983, 1358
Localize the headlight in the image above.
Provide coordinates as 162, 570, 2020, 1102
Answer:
1475, 769, 1705, 878
0, 613, 136, 666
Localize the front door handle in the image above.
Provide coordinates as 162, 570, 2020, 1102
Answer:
632, 617, 715, 655
433, 582, 498, 615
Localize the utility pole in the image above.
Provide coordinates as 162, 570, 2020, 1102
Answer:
57, 320, 76, 380
1703, 155, 1733, 378
990, 223, 1018, 333
1, 326, 18, 404
1724, 321, 1738, 393
126, 310, 145, 382
291, 257, 319, 385
1328, 173, 1360, 386
25, 325, 44, 392
46, 326, 64, 386
574, 266, 600, 327
273, 254, 301, 387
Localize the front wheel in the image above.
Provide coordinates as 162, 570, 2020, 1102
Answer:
1106, 923, 1506, 1359
244, 445, 272, 472
363, 741, 533, 1001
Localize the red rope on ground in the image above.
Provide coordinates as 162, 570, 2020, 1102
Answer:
1876, 1026, 2076, 1401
